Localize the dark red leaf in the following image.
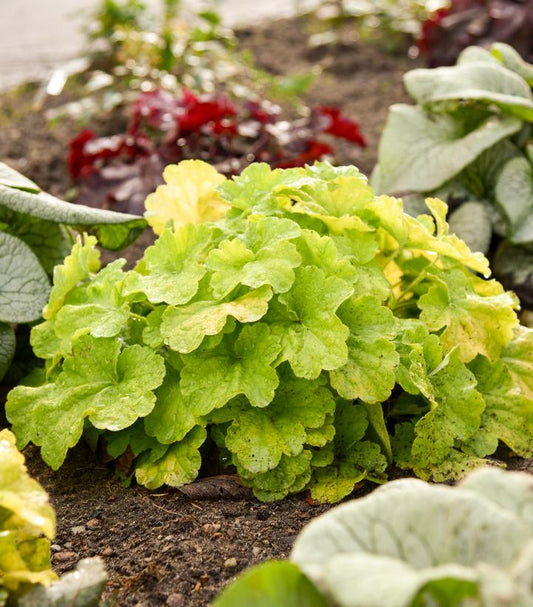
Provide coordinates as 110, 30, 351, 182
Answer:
315, 106, 367, 147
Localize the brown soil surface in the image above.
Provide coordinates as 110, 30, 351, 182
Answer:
2, 14, 530, 607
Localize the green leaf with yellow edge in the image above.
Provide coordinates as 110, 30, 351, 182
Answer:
368, 195, 490, 276
330, 296, 399, 403
135, 426, 207, 489
502, 325, 533, 399
272, 266, 352, 379
161, 285, 272, 353
180, 323, 281, 413
411, 348, 486, 479
468, 356, 533, 459
225, 372, 336, 474
144, 160, 228, 234
31, 259, 130, 359
207, 216, 301, 298
286, 176, 376, 234
418, 269, 519, 363
124, 223, 213, 305
6, 336, 166, 469
0, 429, 55, 540
42, 234, 100, 320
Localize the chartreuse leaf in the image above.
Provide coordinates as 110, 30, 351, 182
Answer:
0, 429, 56, 594
502, 325, 533, 398
468, 356, 533, 459
0, 231, 50, 323
160, 285, 273, 353
226, 371, 335, 474
180, 323, 281, 414
213, 561, 328, 607
418, 268, 519, 363
42, 234, 100, 320
135, 426, 206, 489
410, 348, 486, 479
291, 473, 533, 607
207, 216, 301, 298
286, 175, 376, 234
143, 365, 200, 444
124, 223, 213, 305
371, 104, 521, 194
405, 62, 533, 120
0, 163, 146, 250
309, 401, 388, 503
330, 296, 399, 403
272, 266, 352, 379
144, 160, 228, 234
31, 259, 131, 358
238, 450, 313, 502
6, 335, 166, 469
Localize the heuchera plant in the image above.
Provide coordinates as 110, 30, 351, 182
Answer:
372, 42, 533, 307
68, 88, 366, 215
6, 160, 533, 502
0, 162, 145, 383
214, 467, 533, 606
0, 429, 107, 607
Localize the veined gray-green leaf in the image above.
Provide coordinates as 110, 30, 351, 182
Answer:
404, 62, 533, 121
0, 208, 72, 275
490, 43, 533, 87
0, 178, 146, 250
17, 557, 107, 607
371, 105, 521, 194
291, 470, 533, 607
495, 156, 533, 244
448, 201, 492, 255
0, 231, 50, 323
0, 323, 15, 381
0, 162, 40, 193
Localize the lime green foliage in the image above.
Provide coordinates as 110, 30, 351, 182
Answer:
7, 160, 533, 501
0, 429, 108, 606
371, 42, 533, 304
0, 162, 146, 383
0, 428, 56, 597
215, 468, 533, 606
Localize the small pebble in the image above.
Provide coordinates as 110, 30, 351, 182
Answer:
166, 594, 184, 607
53, 551, 78, 562
224, 557, 237, 569
86, 518, 99, 529
252, 546, 261, 557
71, 525, 86, 535
50, 544, 62, 552
101, 547, 114, 557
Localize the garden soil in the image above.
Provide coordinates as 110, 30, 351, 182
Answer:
2, 14, 532, 607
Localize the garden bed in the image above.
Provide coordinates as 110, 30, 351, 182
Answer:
2, 14, 532, 607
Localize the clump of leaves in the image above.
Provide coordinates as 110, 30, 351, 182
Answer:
372, 42, 533, 307
0, 429, 107, 607
419, 0, 533, 67
214, 467, 533, 606
0, 162, 146, 384
6, 159, 533, 502
68, 88, 366, 214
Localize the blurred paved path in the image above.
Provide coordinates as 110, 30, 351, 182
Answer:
0, 0, 317, 91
